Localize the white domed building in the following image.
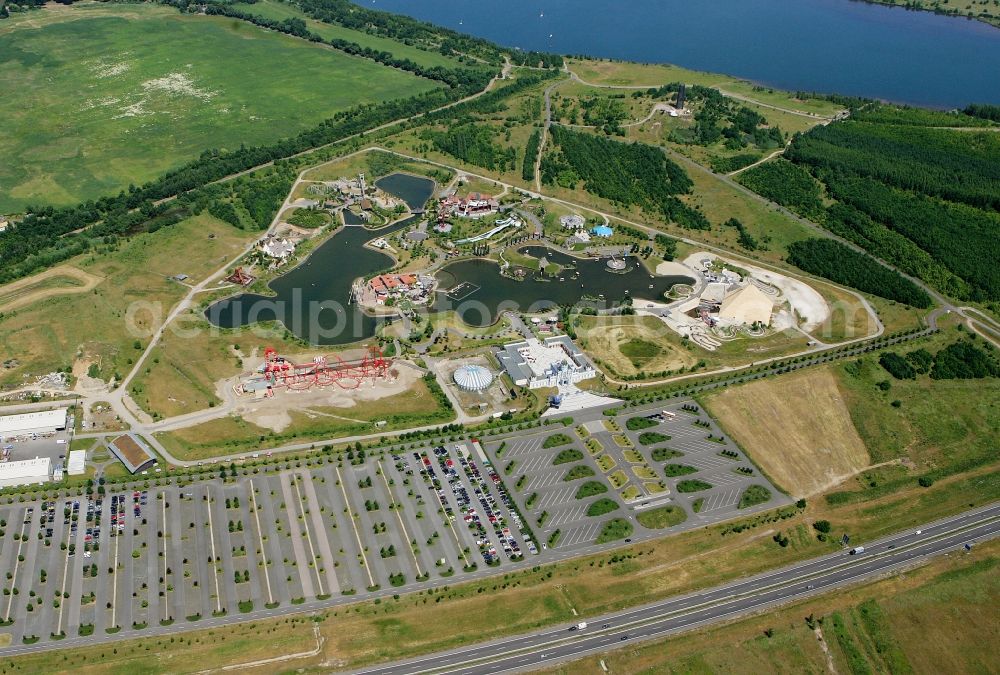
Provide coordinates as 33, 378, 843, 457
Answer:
453, 364, 494, 392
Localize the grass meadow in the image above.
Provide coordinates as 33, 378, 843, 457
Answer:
0, 3, 439, 211
0, 212, 252, 388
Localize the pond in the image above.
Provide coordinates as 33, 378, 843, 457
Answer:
204, 172, 434, 345
374, 173, 435, 211
432, 248, 694, 326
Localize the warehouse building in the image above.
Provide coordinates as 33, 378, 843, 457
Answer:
0, 457, 53, 488
0, 408, 70, 439
107, 434, 157, 474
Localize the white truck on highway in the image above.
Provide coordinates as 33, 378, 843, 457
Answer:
849, 546, 865, 555
568, 622, 588, 631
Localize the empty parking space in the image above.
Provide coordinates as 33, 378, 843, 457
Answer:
538, 485, 577, 508
698, 487, 743, 513
559, 521, 603, 547
498, 436, 546, 458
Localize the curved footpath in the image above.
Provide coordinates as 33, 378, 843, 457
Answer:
356, 503, 1000, 675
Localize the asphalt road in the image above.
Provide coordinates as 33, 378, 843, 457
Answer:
356, 503, 1000, 675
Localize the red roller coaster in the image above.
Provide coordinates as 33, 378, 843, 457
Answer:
240, 345, 392, 393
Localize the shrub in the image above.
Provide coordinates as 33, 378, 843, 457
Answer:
574, 481, 608, 499
625, 416, 658, 431
595, 518, 633, 544
586, 498, 620, 517
738, 485, 772, 508
651, 447, 683, 461
553, 448, 585, 465
638, 431, 671, 446
563, 465, 595, 481
662, 464, 698, 477
636, 505, 687, 529
542, 433, 573, 449
813, 520, 832, 533
676, 479, 713, 493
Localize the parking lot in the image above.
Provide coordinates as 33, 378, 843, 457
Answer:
0, 437, 549, 645
482, 401, 787, 553
0, 400, 787, 648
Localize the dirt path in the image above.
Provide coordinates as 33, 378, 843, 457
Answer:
0, 265, 103, 313
726, 143, 791, 177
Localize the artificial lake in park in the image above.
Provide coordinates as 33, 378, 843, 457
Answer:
366, 0, 1000, 108
204, 173, 434, 345
205, 170, 695, 343
432, 246, 694, 327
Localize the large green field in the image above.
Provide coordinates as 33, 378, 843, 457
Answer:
0, 3, 439, 212
230, 0, 467, 70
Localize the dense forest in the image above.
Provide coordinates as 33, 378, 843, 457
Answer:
424, 123, 518, 172
723, 218, 760, 251
786, 121, 1000, 211
785, 238, 931, 308
964, 104, 1000, 122
736, 160, 825, 221
880, 340, 998, 381
522, 129, 541, 181
738, 105, 1000, 303
542, 127, 710, 230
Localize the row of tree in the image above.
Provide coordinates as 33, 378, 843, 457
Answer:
521, 129, 541, 181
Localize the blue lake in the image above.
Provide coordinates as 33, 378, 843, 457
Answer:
366, 0, 1000, 108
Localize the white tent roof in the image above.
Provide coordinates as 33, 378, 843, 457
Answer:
454, 365, 494, 391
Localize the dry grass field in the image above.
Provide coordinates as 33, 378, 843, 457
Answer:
703, 368, 870, 498
0, 265, 103, 313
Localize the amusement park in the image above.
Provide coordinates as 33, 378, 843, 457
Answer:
234, 345, 393, 397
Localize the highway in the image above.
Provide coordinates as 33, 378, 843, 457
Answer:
356, 503, 999, 675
